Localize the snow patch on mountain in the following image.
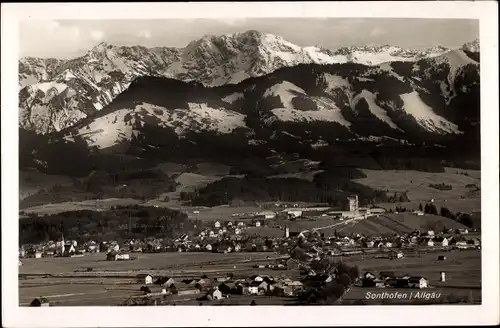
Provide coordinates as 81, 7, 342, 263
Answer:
353, 90, 399, 129
437, 50, 478, 80
303, 46, 338, 64
263, 81, 306, 108
223, 92, 244, 104
185, 103, 247, 134
138, 102, 246, 134
68, 102, 247, 149
33, 82, 68, 94
461, 39, 480, 53
324, 73, 350, 91
378, 63, 405, 82
71, 109, 134, 149
271, 95, 350, 127
399, 91, 460, 134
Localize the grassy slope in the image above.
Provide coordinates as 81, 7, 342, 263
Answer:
354, 167, 481, 202
333, 213, 468, 236
19, 170, 74, 201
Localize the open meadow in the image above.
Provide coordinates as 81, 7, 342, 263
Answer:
356, 167, 480, 202
19, 248, 480, 306
342, 249, 481, 304
19, 251, 298, 306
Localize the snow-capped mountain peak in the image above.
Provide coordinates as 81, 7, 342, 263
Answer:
461, 38, 480, 53
18, 31, 479, 135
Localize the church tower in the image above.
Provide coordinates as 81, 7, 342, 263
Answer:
60, 231, 65, 256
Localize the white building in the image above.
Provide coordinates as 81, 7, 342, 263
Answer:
346, 195, 359, 212
137, 274, 153, 285
116, 253, 130, 261
409, 277, 428, 289
284, 226, 290, 238
283, 209, 302, 218
256, 211, 276, 219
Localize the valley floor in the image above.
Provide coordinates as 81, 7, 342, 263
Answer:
19, 249, 480, 306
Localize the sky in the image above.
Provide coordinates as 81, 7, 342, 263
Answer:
19, 18, 479, 59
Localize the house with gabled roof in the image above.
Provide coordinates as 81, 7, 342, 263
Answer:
30, 297, 49, 307
137, 273, 153, 285
408, 276, 429, 289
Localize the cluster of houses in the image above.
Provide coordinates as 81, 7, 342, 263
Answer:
19, 239, 125, 259
135, 273, 306, 301
19, 195, 479, 261
361, 271, 430, 289
19, 225, 480, 262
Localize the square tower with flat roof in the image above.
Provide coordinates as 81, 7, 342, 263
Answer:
346, 195, 359, 212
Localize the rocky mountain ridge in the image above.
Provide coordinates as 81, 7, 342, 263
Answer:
18, 30, 477, 134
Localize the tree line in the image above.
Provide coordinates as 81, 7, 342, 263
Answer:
19, 205, 191, 245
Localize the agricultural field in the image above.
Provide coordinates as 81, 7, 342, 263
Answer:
19, 251, 298, 306
19, 170, 74, 201
20, 198, 144, 216
268, 213, 469, 237
327, 213, 470, 236
342, 249, 481, 304
19, 249, 480, 306
356, 167, 481, 203
19, 252, 282, 275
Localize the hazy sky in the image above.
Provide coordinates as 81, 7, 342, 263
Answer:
20, 18, 479, 59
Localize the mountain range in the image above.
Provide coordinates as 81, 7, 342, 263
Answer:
18, 31, 480, 177
19, 30, 478, 134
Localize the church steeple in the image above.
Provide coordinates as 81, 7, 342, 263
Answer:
60, 228, 65, 256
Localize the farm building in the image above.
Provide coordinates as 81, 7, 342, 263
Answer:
30, 297, 49, 307
197, 278, 212, 286
363, 272, 376, 280
255, 211, 276, 219
282, 209, 303, 218
368, 208, 386, 214
205, 287, 223, 300
137, 274, 153, 285
154, 276, 175, 287
217, 282, 235, 296
62, 243, 76, 256
177, 289, 200, 296
379, 271, 395, 280
106, 252, 130, 261
419, 238, 434, 247
434, 237, 449, 247
251, 275, 264, 283
408, 277, 429, 289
